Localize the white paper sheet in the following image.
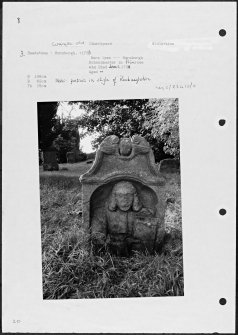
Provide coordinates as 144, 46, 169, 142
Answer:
2, 2, 236, 333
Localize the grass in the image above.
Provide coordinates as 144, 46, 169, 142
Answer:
40, 163, 183, 299
39, 160, 92, 178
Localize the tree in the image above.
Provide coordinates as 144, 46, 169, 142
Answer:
78, 99, 179, 162
78, 99, 147, 136
37, 102, 59, 150
38, 99, 180, 163
143, 98, 179, 158
53, 115, 84, 163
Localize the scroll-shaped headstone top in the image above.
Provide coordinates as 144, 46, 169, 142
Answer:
99, 134, 149, 156
80, 135, 167, 255
80, 135, 164, 186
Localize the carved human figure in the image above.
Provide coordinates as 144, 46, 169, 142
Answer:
91, 181, 156, 256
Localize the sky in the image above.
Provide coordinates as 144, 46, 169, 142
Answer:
57, 102, 97, 153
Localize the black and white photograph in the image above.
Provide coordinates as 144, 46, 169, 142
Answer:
3, 2, 236, 333
38, 99, 183, 299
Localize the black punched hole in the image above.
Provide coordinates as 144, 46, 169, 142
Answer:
219, 298, 227, 305
219, 29, 226, 37
219, 208, 227, 216
219, 119, 226, 126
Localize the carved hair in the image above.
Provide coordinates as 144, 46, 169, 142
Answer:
108, 181, 142, 212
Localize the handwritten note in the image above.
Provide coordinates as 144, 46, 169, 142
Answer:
20, 39, 200, 91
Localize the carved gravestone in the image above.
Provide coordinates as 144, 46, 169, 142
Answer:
80, 135, 167, 256
67, 130, 86, 163
66, 151, 75, 163
74, 149, 86, 162
43, 148, 59, 171
159, 158, 180, 173
66, 149, 86, 163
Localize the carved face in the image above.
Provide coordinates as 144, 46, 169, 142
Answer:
119, 138, 132, 156
115, 189, 134, 211
109, 181, 141, 212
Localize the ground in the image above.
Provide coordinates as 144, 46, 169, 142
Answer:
40, 161, 183, 299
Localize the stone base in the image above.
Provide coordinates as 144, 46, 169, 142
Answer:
43, 150, 59, 171
92, 229, 165, 256
93, 239, 161, 257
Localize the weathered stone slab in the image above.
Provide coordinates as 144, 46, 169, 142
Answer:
67, 148, 86, 163
66, 151, 75, 163
76, 151, 87, 162
80, 135, 167, 255
159, 158, 180, 173
43, 151, 59, 171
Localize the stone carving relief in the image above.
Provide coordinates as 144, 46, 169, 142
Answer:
80, 135, 166, 256
91, 181, 161, 255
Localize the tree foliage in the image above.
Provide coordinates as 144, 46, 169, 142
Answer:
38, 102, 84, 163
38, 99, 180, 164
144, 98, 179, 158
78, 99, 179, 162
53, 116, 83, 163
